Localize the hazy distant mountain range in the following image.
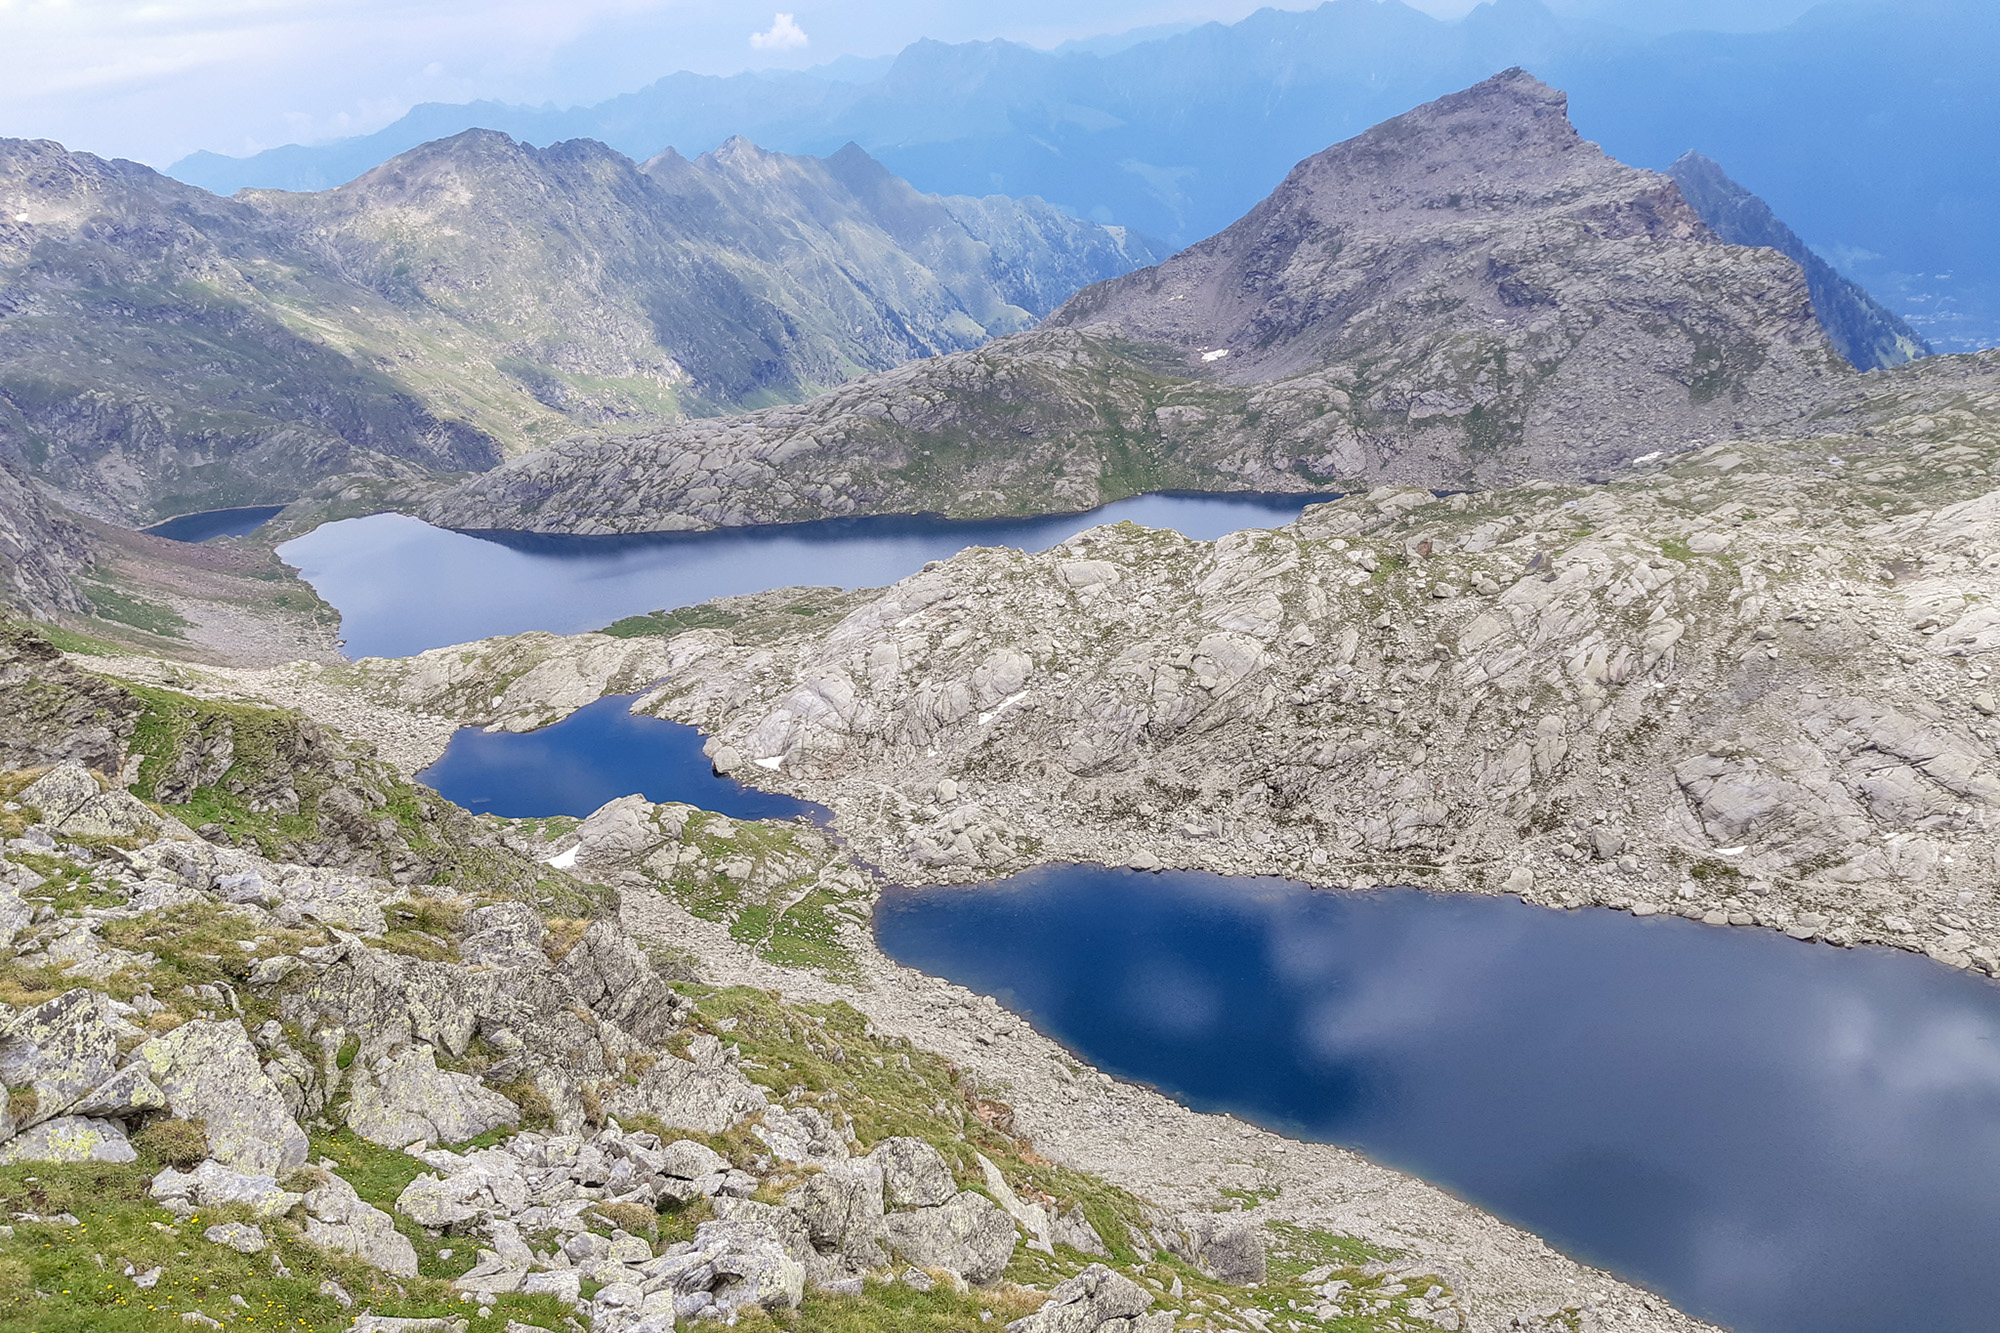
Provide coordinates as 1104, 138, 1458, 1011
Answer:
0, 135, 1161, 522
167, 0, 2000, 353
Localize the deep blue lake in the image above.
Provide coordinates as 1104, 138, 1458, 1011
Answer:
278, 492, 1329, 659
381, 489, 2000, 1333
143, 505, 286, 542
418, 693, 823, 822
876, 867, 2000, 1333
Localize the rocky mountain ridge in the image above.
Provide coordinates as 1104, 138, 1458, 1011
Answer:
1667, 150, 1928, 372
417, 72, 1854, 537
0, 132, 1160, 523
430, 349, 2000, 979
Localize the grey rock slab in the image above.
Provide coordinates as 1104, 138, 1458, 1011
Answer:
150, 1160, 302, 1219
273, 871, 386, 935
884, 1190, 1018, 1285
301, 1170, 420, 1277
67, 1064, 168, 1119
0, 867, 35, 948
1165, 1211, 1267, 1285
659, 1138, 729, 1180
1007, 1263, 1156, 1333
0, 1114, 135, 1163
131, 1019, 309, 1176
0, 988, 120, 1126
601, 1033, 767, 1135
868, 1135, 956, 1208
519, 1269, 581, 1301
754, 1102, 848, 1164
19, 761, 102, 823
786, 1157, 887, 1270
283, 946, 484, 1058
980, 1151, 1053, 1253
204, 1221, 267, 1254
344, 1044, 518, 1148
60, 789, 188, 841
394, 1151, 531, 1230
688, 1218, 807, 1314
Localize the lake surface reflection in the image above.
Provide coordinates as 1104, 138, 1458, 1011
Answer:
143, 505, 286, 542
279, 492, 1329, 659
875, 867, 2000, 1333
418, 693, 824, 823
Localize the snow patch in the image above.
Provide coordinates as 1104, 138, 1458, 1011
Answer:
1201, 348, 1230, 362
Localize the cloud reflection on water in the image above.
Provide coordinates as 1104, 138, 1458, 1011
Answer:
875, 867, 2000, 1332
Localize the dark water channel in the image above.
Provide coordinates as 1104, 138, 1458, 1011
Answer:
277, 492, 1330, 659
418, 693, 823, 823
142, 505, 286, 542
875, 868, 2000, 1333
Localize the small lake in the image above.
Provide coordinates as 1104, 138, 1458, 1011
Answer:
876, 867, 2000, 1333
278, 492, 1329, 659
418, 693, 824, 823
143, 505, 287, 542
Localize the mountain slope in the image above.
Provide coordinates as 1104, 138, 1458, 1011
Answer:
1667, 150, 1928, 371
419, 73, 1850, 536
0, 134, 1161, 523
166, 0, 1999, 349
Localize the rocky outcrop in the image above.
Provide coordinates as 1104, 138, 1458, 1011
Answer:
418, 72, 1850, 537
301, 1170, 422, 1276
131, 1020, 310, 1176
344, 1044, 519, 1147
618, 354, 2000, 968
1009, 1264, 1174, 1333
883, 1189, 1021, 1284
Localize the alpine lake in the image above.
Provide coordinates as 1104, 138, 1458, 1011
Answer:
255, 494, 2000, 1333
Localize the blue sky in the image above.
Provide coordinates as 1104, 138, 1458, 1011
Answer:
1, 0, 1482, 167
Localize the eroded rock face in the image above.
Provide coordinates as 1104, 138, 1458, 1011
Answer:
345, 1045, 519, 1148
883, 1190, 1019, 1284
1009, 1263, 1173, 1333
132, 1020, 310, 1176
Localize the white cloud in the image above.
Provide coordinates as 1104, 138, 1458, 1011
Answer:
749, 11, 808, 50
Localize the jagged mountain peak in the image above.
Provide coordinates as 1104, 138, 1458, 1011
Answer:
1041, 70, 1839, 476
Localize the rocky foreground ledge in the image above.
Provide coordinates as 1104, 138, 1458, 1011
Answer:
0, 627, 1713, 1331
